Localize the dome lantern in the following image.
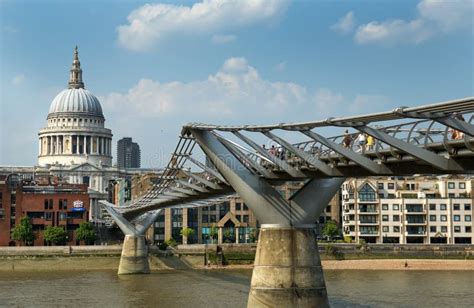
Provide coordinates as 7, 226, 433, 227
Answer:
68, 46, 84, 89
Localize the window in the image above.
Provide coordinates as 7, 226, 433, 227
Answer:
466, 226, 472, 233
388, 193, 395, 198
440, 215, 447, 221
441, 226, 447, 233
382, 204, 388, 210
243, 204, 249, 211
393, 204, 399, 211
10, 193, 16, 205
201, 215, 208, 223
45, 212, 52, 220
440, 204, 447, 210
453, 204, 460, 211
429, 215, 436, 222
448, 182, 455, 189
59, 212, 67, 220
382, 226, 389, 232
448, 193, 455, 198
459, 183, 466, 189
454, 215, 460, 222
430, 226, 436, 233
429, 204, 436, 211
393, 215, 400, 222
44, 199, 49, 210
465, 215, 471, 222
378, 193, 385, 199
388, 183, 395, 189
242, 215, 249, 223
382, 215, 389, 222
235, 203, 241, 211
393, 226, 400, 232
454, 226, 461, 233
359, 184, 376, 201
465, 204, 471, 211
378, 183, 384, 189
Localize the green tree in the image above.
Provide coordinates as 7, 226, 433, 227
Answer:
247, 227, 257, 243
322, 220, 339, 239
223, 229, 233, 243
11, 217, 35, 246
209, 225, 218, 244
44, 226, 67, 246
76, 222, 96, 245
180, 227, 195, 244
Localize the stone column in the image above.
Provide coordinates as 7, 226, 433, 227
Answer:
38, 138, 42, 156
118, 235, 150, 275
85, 135, 88, 154
235, 227, 239, 244
48, 136, 52, 155
218, 228, 223, 244
55, 135, 59, 154
76, 135, 80, 154
247, 224, 329, 308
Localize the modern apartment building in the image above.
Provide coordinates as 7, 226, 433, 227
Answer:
341, 176, 473, 244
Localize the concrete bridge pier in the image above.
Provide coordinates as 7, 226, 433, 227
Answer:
248, 224, 328, 308
191, 129, 344, 308
100, 202, 162, 275
118, 234, 150, 275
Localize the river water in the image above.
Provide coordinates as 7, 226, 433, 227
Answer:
0, 269, 472, 307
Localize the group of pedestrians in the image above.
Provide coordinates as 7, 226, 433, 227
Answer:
342, 130, 375, 153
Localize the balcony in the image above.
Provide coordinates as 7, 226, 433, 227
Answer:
404, 209, 426, 215
359, 210, 379, 215
405, 231, 427, 236
359, 220, 378, 225
405, 220, 427, 225
358, 231, 379, 236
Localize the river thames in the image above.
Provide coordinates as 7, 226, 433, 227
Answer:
0, 269, 473, 307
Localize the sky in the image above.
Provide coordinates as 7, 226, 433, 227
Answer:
0, 0, 473, 168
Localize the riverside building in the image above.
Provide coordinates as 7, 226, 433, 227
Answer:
341, 176, 473, 244
0, 174, 90, 246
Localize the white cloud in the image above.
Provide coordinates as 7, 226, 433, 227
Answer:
331, 11, 355, 34
11, 74, 25, 86
273, 61, 287, 72
212, 34, 237, 44
117, 0, 289, 51
355, 0, 472, 45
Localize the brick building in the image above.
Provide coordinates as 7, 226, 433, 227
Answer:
0, 174, 90, 246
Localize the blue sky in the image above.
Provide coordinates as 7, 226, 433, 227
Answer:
1, 0, 472, 167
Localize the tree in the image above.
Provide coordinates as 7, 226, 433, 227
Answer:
76, 222, 96, 245
44, 226, 67, 246
223, 229, 233, 243
11, 217, 35, 246
322, 220, 339, 239
209, 225, 218, 244
247, 227, 257, 243
180, 227, 195, 244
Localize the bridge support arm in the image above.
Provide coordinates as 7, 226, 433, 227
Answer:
100, 201, 161, 275
191, 129, 343, 307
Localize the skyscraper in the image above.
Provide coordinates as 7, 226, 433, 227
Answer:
117, 137, 141, 168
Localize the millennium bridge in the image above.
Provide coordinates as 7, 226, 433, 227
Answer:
101, 96, 474, 307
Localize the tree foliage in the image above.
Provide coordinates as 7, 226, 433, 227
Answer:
11, 217, 35, 246
322, 220, 339, 238
44, 226, 67, 246
180, 227, 195, 238
76, 222, 96, 244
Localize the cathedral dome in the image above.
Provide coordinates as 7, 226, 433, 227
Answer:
48, 88, 104, 118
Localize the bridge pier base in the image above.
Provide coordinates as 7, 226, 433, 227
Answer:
248, 224, 329, 308
118, 235, 150, 275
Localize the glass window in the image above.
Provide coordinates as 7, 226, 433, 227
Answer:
429, 215, 436, 222
466, 226, 472, 233
382, 226, 389, 232
388, 193, 395, 198
447, 182, 455, 189
45, 212, 52, 220
378, 193, 385, 199
235, 202, 241, 211
378, 183, 384, 189
388, 183, 395, 189
440, 204, 447, 210
382, 204, 388, 210
358, 184, 376, 201
459, 183, 466, 189
393, 226, 400, 232
429, 204, 436, 211
465, 204, 471, 211
393, 204, 399, 211
454, 215, 460, 222
454, 226, 461, 233
465, 215, 471, 222
441, 215, 447, 222
448, 193, 455, 198
382, 215, 389, 221
430, 226, 436, 233
201, 215, 208, 223
393, 215, 400, 222
441, 226, 447, 233
453, 204, 460, 211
